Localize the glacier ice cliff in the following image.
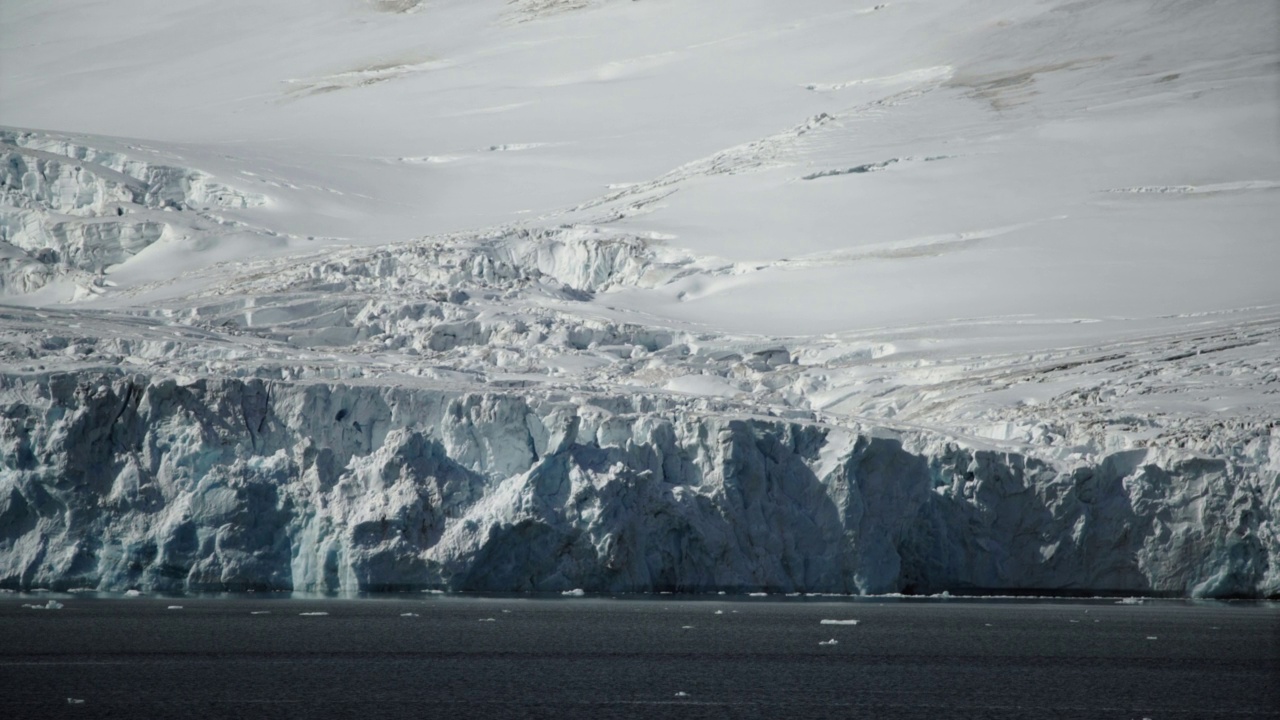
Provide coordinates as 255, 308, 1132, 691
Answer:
2, 370, 1275, 597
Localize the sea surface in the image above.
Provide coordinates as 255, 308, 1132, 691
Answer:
1, 593, 1277, 719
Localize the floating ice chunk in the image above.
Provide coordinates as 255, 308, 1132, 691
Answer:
717, 591, 726, 596
819, 638, 839, 646
124, 590, 143, 597
820, 619, 859, 626
167, 605, 183, 610
400, 612, 419, 617
67, 698, 85, 705
714, 610, 724, 615
674, 692, 689, 698
250, 611, 271, 615
421, 589, 445, 594
748, 592, 768, 597
1116, 597, 1145, 605
562, 588, 586, 597
1146, 636, 1158, 640
23, 600, 64, 610
681, 625, 695, 629
479, 618, 496, 622
299, 612, 329, 616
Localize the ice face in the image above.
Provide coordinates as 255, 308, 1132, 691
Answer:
0, 371, 1274, 597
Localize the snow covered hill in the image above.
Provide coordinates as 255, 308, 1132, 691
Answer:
1, 0, 1277, 596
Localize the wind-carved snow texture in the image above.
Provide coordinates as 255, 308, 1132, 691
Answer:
0, 129, 265, 296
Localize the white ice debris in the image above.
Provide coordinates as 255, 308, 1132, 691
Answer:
400, 612, 419, 617
23, 600, 64, 610
298, 612, 329, 616
250, 611, 271, 615
124, 590, 142, 597
478, 618, 496, 622
820, 620, 860, 626
167, 605, 183, 610
714, 610, 723, 615
674, 692, 690, 698
819, 639, 839, 646
1117, 598, 1146, 606
0, 0, 1276, 600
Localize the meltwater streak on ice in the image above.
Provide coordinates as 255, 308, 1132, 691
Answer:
0, 596, 1276, 720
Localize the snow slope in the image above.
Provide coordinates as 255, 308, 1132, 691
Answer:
0, 0, 1277, 596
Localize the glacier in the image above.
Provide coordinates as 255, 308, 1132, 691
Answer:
1, 0, 1278, 597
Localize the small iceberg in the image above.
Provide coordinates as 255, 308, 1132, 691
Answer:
674, 691, 690, 698
1116, 597, 1145, 605
478, 618, 496, 622
819, 638, 839, 646
124, 590, 143, 597
400, 612, 420, 617
714, 610, 724, 615
167, 605, 183, 610
250, 611, 271, 615
562, 588, 586, 597
23, 600, 64, 610
681, 625, 695, 629
820, 619, 859, 626
299, 612, 329, 616
748, 592, 768, 597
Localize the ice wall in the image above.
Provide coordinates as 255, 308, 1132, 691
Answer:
1, 371, 1274, 597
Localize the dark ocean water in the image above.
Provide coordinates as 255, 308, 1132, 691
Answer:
1, 593, 1277, 719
